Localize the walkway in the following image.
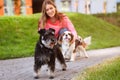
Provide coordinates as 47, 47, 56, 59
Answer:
0, 47, 120, 80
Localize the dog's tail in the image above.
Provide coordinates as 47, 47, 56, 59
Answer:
83, 36, 92, 46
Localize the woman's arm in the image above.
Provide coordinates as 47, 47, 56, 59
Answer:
63, 16, 77, 39
38, 20, 41, 31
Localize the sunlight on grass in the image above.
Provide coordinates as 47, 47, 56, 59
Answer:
73, 56, 120, 80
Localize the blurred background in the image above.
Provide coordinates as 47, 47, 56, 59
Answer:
0, 0, 120, 16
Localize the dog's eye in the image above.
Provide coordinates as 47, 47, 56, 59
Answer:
43, 36, 48, 41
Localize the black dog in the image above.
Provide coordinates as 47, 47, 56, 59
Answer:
33, 28, 67, 79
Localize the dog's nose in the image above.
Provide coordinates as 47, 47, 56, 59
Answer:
51, 38, 55, 42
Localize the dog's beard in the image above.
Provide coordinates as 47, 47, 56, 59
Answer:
41, 37, 56, 49
41, 40, 55, 49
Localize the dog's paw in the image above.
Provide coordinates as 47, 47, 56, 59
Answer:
85, 56, 89, 58
49, 76, 54, 79
70, 58, 75, 62
34, 76, 39, 79
62, 68, 66, 71
65, 57, 70, 60
33, 72, 39, 79
61, 64, 67, 71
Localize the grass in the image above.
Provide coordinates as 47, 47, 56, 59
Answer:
73, 56, 120, 80
0, 15, 40, 59
0, 13, 120, 60
93, 12, 120, 27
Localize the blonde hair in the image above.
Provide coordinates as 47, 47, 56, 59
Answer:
39, 0, 65, 29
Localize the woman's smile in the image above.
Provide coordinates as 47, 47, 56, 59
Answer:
46, 4, 56, 18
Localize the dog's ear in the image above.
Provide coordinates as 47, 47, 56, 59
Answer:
49, 28, 55, 34
38, 29, 46, 35
57, 33, 64, 45
70, 33, 74, 44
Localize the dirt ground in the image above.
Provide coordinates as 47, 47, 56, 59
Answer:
0, 47, 120, 80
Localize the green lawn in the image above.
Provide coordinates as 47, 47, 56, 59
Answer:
93, 12, 120, 27
0, 13, 120, 60
73, 56, 120, 80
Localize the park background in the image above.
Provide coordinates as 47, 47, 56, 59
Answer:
0, 0, 120, 80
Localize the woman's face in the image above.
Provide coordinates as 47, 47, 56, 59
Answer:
45, 4, 56, 18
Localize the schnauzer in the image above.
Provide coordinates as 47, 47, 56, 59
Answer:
33, 28, 67, 79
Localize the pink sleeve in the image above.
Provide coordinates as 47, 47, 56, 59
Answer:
63, 16, 77, 39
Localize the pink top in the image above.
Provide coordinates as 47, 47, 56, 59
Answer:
38, 16, 77, 38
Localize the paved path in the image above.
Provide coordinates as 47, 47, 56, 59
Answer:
0, 47, 120, 80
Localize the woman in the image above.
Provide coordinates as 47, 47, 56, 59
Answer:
38, 0, 77, 39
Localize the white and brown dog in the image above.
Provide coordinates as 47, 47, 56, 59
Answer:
74, 36, 91, 59
58, 29, 91, 61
